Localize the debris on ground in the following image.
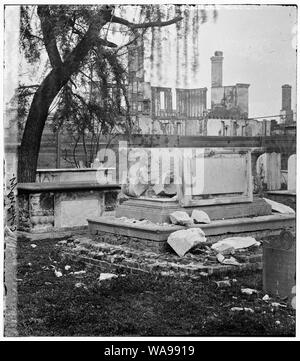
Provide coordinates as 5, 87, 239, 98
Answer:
211, 243, 235, 255
263, 198, 295, 214
64, 265, 71, 271
30, 244, 37, 248
16, 237, 296, 337
54, 269, 62, 278
216, 253, 241, 266
169, 211, 193, 226
57, 240, 68, 245
211, 237, 260, 253
241, 288, 258, 295
72, 270, 86, 275
231, 307, 254, 313
60, 235, 263, 278
271, 302, 287, 308
75, 282, 87, 289
214, 280, 232, 288
167, 228, 206, 257
199, 272, 209, 277
98, 273, 118, 282
262, 294, 270, 302
191, 209, 211, 224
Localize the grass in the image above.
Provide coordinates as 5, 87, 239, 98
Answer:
16, 237, 295, 337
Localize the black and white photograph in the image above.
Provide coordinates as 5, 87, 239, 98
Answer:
1, 1, 298, 342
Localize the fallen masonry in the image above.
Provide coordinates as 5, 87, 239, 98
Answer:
58, 235, 266, 278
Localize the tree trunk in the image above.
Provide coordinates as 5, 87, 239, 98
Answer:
17, 67, 69, 182
17, 14, 109, 182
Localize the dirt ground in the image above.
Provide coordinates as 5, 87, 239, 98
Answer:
15, 237, 295, 337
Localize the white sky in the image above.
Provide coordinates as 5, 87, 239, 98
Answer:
197, 5, 297, 118
144, 5, 297, 118
4, 4, 298, 119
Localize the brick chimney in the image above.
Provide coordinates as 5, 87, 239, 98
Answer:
281, 84, 292, 111
211, 51, 223, 88
280, 84, 293, 123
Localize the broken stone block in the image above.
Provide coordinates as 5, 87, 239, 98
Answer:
98, 273, 118, 281
263, 198, 295, 214
121, 155, 149, 197
167, 228, 206, 257
121, 181, 148, 198
216, 253, 241, 266
241, 288, 258, 295
211, 236, 260, 252
191, 209, 211, 224
230, 307, 254, 313
169, 211, 193, 226
214, 280, 232, 288
152, 182, 177, 197
211, 243, 235, 255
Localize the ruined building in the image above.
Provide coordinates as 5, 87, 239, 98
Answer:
209, 51, 249, 120
127, 40, 272, 137
127, 39, 207, 135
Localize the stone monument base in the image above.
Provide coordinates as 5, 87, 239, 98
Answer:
116, 196, 272, 224
88, 213, 295, 253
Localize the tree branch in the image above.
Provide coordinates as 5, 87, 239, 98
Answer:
62, 14, 109, 75
116, 28, 148, 53
110, 15, 183, 29
97, 38, 118, 48
37, 6, 63, 68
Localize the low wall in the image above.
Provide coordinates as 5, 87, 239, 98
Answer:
18, 182, 120, 233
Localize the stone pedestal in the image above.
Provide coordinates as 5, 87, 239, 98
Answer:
17, 182, 120, 233
116, 196, 272, 224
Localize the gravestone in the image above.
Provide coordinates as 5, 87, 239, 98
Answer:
256, 152, 281, 190
116, 147, 272, 223
263, 230, 296, 299
288, 154, 296, 192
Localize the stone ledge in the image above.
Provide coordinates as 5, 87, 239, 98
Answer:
17, 182, 120, 194
88, 213, 296, 242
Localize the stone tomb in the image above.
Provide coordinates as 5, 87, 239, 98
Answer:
18, 182, 120, 234
116, 147, 270, 222
88, 147, 295, 252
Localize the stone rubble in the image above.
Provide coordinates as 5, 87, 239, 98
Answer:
58, 235, 263, 278
216, 253, 241, 266
169, 211, 193, 226
241, 288, 258, 295
262, 294, 270, 302
263, 198, 295, 214
98, 273, 118, 281
230, 307, 254, 313
167, 228, 206, 257
191, 209, 211, 224
214, 280, 231, 288
211, 237, 260, 252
